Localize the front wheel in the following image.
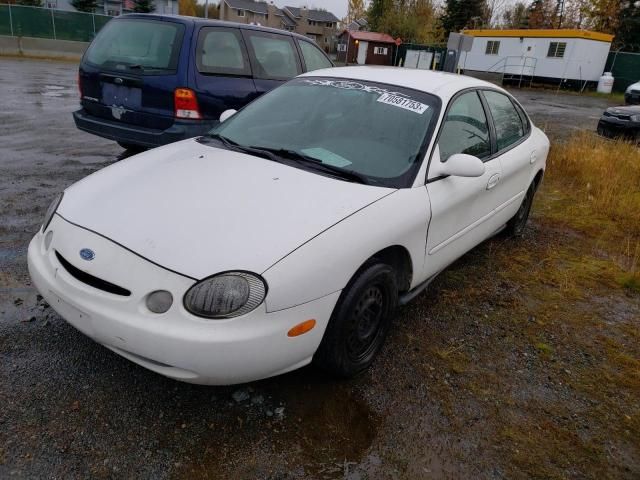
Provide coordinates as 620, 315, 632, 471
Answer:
505, 181, 537, 237
314, 263, 398, 378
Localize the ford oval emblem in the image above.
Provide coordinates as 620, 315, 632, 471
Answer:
79, 248, 95, 261
114, 77, 123, 85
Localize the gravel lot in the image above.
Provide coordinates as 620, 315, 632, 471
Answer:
1, 58, 637, 479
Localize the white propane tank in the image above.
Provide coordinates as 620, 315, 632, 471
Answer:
597, 72, 615, 94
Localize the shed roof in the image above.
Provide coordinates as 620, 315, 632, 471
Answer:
343, 30, 396, 44
463, 29, 614, 43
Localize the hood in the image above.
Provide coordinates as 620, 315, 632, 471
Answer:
606, 105, 640, 115
627, 81, 640, 92
58, 139, 394, 279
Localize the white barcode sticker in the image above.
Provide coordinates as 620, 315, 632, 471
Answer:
377, 93, 429, 114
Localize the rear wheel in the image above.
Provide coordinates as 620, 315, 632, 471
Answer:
505, 181, 537, 237
314, 263, 398, 378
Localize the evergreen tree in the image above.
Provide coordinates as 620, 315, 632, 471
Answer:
441, 0, 487, 33
70, 0, 97, 13
367, 0, 393, 32
615, 1, 640, 51
133, 0, 155, 13
502, 1, 529, 28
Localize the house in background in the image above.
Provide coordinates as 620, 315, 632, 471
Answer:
337, 30, 395, 66
219, 0, 339, 52
460, 29, 614, 86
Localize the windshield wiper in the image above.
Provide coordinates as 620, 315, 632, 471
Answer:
250, 146, 370, 185
206, 134, 281, 162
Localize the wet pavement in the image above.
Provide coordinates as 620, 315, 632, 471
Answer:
1, 58, 636, 479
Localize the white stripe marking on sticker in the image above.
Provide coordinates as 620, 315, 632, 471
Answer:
377, 93, 429, 114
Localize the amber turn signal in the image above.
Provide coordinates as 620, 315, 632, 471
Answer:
287, 319, 316, 337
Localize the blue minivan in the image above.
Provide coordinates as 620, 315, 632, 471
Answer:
73, 14, 333, 150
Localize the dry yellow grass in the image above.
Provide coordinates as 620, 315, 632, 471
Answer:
547, 133, 640, 235
546, 133, 640, 285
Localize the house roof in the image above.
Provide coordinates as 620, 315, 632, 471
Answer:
463, 29, 614, 43
285, 6, 339, 23
343, 30, 396, 44
224, 0, 268, 15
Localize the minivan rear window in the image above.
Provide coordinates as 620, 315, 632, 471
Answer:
196, 27, 251, 76
84, 19, 184, 74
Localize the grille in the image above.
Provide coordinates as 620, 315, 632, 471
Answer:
604, 111, 631, 120
55, 251, 131, 296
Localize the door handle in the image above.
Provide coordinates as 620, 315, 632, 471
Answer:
530, 151, 537, 164
487, 173, 500, 190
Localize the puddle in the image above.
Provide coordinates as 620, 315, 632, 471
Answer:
41, 85, 70, 98
169, 369, 378, 478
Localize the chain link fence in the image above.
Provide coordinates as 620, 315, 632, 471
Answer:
0, 4, 111, 42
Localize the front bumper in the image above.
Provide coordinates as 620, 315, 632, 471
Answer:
597, 118, 640, 140
73, 108, 216, 148
28, 215, 339, 385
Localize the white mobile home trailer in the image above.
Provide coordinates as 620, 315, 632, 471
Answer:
460, 29, 614, 85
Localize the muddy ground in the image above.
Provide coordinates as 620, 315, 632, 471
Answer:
1, 58, 638, 479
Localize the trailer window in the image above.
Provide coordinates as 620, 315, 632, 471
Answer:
547, 42, 566, 58
485, 41, 500, 55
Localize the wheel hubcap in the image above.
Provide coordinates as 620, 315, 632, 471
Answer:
346, 286, 385, 362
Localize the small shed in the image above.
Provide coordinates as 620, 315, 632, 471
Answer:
460, 29, 614, 85
337, 31, 395, 66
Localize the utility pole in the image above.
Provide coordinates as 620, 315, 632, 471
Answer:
205, 0, 209, 18
557, 0, 565, 28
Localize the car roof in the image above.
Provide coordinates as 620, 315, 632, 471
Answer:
300, 66, 507, 100
119, 13, 312, 42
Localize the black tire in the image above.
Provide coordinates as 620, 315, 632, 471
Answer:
314, 263, 398, 378
117, 141, 146, 152
505, 181, 537, 237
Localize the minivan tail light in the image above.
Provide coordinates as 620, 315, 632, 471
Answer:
174, 88, 201, 119
77, 72, 82, 99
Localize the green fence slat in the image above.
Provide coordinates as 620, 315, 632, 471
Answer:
53, 10, 93, 41
93, 14, 111, 33
605, 51, 640, 92
10, 5, 54, 39
0, 5, 112, 42
0, 5, 12, 36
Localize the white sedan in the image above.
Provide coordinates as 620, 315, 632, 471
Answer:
28, 67, 549, 385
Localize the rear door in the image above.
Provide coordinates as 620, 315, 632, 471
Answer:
480, 90, 533, 223
193, 26, 257, 121
79, 17, 187, 131
424, 90, 503, 278
241, 29, 302, 96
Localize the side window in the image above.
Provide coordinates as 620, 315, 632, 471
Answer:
512, 99, 531, 135
299, 40, 332, 72
196, 28, 250, 76
438, 91, 491, 161
483, 91, 525, 151
244, 31, 301, 80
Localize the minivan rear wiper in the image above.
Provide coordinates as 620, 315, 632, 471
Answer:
250, 147, 370, 185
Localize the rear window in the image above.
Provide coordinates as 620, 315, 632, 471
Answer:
196, 27, 251, 76
84, 19, 184, 74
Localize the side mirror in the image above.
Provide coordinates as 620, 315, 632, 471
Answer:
219, 109, 237, 123
436, 153, 485, 178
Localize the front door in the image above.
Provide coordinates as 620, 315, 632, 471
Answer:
423, 90, 503, 278
357, 41, 369, 65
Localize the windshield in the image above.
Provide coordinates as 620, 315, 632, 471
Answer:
209, 77, 440, 187
84, 19, 184, 74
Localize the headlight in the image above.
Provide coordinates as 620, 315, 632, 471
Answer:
631, 114, 640, 122
42, 193, 63, 232
183, 271, 267, 319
